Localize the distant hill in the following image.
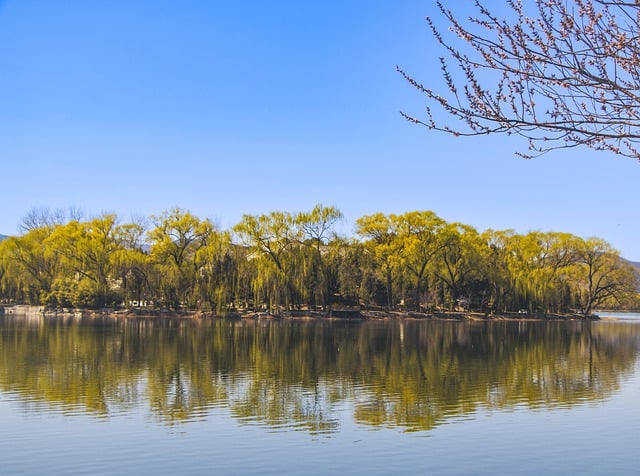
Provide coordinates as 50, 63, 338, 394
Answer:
0, 234, 7, 242
622, 259, 640, 294
624, 258, 640, 272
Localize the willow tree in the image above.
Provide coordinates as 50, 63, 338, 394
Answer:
392, 211, 447, 311
505, 231, 580, 313
0, 226, 61, 304
433, 223, 487, 311
296, 204, 343, 309
480, 229, 517, 313
111, 221, 152, 307
399, 1, 640, 159
43, 214, 123, 307
148, 208, 213, 310
534, 232, 581, 312
326, 236, 372, 307
571, 237, 638, 314
355, 213, 401, 310
0, 207, 77, 304
234, 211, 301, 312
194, 230, 236, 314
18, 206, 68, 233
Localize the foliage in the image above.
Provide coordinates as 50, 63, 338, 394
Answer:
147, 208, 214, 309
1, 206, 637, 314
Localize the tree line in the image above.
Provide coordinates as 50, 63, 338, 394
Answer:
0, 205, 637, 315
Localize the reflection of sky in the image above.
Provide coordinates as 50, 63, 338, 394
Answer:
2, 317, 640, 475
2, 366, 640, 476
596, 312, 640, 321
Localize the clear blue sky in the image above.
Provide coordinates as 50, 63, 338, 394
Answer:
1, 1, 638, 260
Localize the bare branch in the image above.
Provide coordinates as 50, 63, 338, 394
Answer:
400, 0, 640, 160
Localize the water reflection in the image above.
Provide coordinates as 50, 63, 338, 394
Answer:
1, 316, 638, 434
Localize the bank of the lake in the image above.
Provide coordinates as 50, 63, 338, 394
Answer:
3, 210, 637, 327
0, 304, 603, 321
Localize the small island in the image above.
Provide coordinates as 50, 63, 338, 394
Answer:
1, 206, 637, 321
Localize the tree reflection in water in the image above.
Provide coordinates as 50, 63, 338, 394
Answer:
0, 316, 638, 434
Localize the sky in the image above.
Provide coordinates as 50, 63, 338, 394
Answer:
1, 1, 638, 260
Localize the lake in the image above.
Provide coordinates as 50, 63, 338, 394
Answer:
1, 312, 639, 475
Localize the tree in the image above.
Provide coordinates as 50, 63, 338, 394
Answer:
355, 213, 399, 310
148, 208, 213, 309
44, 214, 122, 307
328, 236, 371, 307
111, 220, 153, 307
296, 204, 343, 308
570, 237, 638, 314
234, 211, 301, 312
392, 211, 447, 311
399, 1, 640, 159
0, 227, 61, 304
505, 231, 579, 313
433, 223, 486, 310
480, 229, 516, 313
18, 206, 67, 233
194, 229, 236, 314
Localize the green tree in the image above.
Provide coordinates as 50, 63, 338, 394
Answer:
433, 223, 486, 310
355, 213, 399, 310
111, 221, 153, 307
571, 237, 638, 315
194, 230, 236, 314
480, 229, 516, 313
234, 211, 301, 312
392, 211, 447, 311
0, 226, 61, 304
148, 208, 213, 310
327, 237, 371, 307
506, 231, 579, 313
44, 214, 122, 307
296, 204, 343, 308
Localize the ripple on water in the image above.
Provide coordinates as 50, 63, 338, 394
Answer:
1, 316, 639, 475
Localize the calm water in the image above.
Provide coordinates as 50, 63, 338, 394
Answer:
1, 312, 639, 475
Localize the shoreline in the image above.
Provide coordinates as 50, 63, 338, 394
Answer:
0, 304, 603, 321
